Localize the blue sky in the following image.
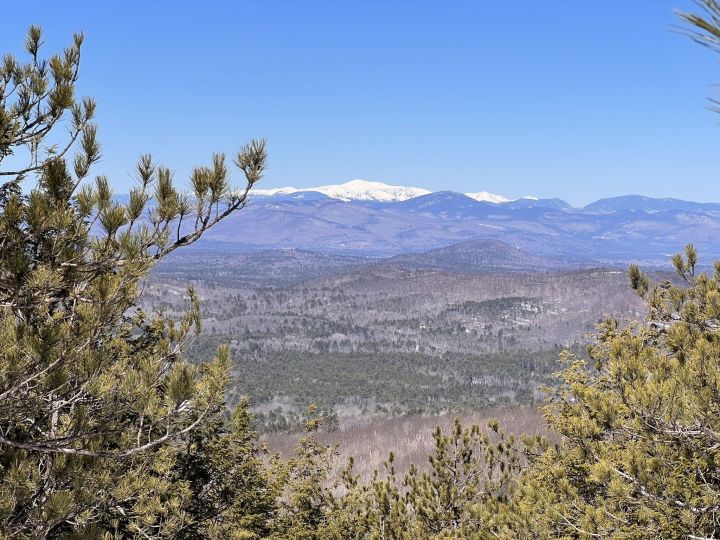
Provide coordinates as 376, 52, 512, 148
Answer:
3, 1, 720, 205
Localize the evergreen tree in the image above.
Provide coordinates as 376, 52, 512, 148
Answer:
268, 406, 340, 540
489, 247, 720, 538
0, 27, 266, 537
483, 5, 720, 538
173, 396, 280, 540
274, 415, 521, 539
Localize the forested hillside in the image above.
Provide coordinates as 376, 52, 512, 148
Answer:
144, 250, 647, 430
149, 251, 646, 356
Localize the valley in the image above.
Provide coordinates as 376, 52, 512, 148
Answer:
141, 190, 707, 433
145, 241, 649, 431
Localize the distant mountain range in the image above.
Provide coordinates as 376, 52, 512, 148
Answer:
118, 180, 720, 268
253, 179, 524, 204
252, 179, 720, 213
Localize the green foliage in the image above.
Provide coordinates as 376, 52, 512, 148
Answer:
273, 416, 522, 539
0, 27, 266, 537
173, 398, 280, 539
678, 0, 720, 52
188, 344, 561, 431
486, 246, 720, 538
268, 406, 340, 539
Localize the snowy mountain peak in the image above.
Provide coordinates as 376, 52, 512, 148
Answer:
251, 186, 301, 197
253, 180, 524, 204
253, 179, 431, 202
463, 191, 510, 204
314, 179, 431, 202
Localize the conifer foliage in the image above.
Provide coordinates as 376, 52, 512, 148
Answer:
484, 5, 720, 536
483, 248, 720, 539
0, 27, 266, 537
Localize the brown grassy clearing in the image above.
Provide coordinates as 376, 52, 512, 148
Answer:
263, 406, 549, 482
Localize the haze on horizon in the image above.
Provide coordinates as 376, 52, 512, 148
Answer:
4, 0, 720, 206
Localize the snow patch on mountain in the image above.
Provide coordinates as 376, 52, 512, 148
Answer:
251, 186, 302, 196
253, 179, 527, 204
253, 179, 431, 202
314, 179, 431, 202
463, 191, 510, 204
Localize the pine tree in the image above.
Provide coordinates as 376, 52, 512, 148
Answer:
281, 416, 521, 539
482, 5, 720, 538
268, 406, 340, 540
488, 247, 720, 538
173, 396, 280, 540
0, 27, 266, 538
678, 0, 720, 57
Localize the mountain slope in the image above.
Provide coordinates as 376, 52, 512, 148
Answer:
119, 186, 720, 267
386, 239, 573, 273
583, 195, 720, 213
464, 191, 510, 203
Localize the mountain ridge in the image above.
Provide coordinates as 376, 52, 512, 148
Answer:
385, 239, 589, 273
187, 192, 720, 266
253, 179, 512, 204
116, 187, 720, 267
252, 179, 431, 202
249, 181, 720, 211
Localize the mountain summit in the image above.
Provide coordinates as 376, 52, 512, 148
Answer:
253, 179, 431, 202
464, 191, 511, 203
253, 179, 515, 204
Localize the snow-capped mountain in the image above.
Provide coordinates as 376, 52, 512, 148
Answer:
253, 179, 431, 202
463, 191, 510, 204
186, 190, 720, 266
252, 178, 541, 204
250, 186, 302, 197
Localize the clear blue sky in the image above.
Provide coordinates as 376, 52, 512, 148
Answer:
3, 1, 720, 205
